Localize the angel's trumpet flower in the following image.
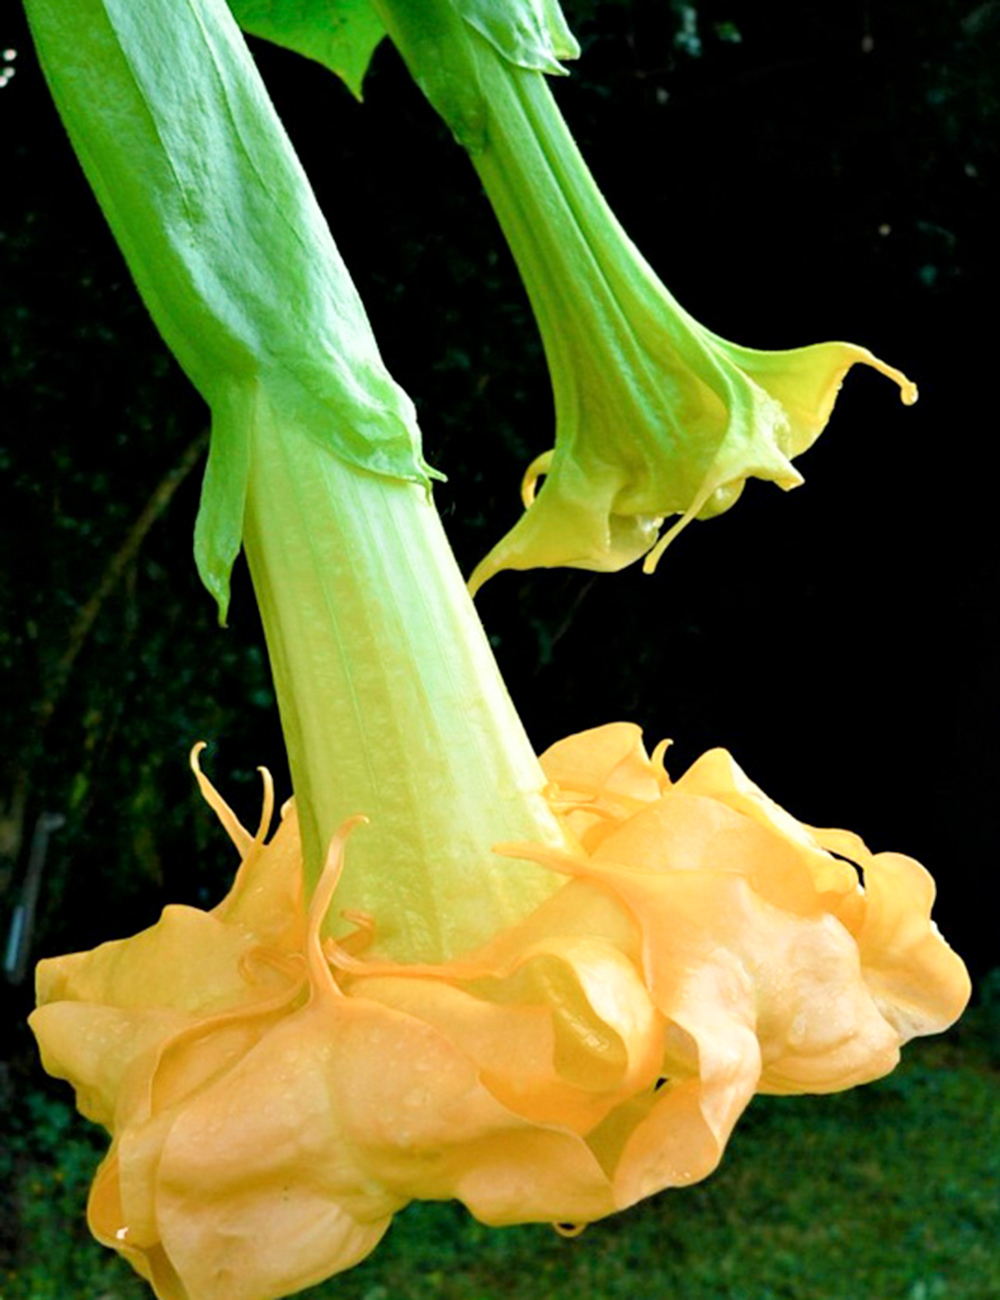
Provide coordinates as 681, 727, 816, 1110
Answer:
462, 53, 920, 590
24, 0, 966, 1298
31, 732, 968, 1300
286, 0, 917, 590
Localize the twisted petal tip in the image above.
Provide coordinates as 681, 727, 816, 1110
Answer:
470, 338, 919, 593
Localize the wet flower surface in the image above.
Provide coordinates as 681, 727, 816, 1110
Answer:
31, 729, 969, 1300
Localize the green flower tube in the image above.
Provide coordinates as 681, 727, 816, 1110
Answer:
24, 0, 566, 955
241, 402, 566, 957
458, 50, 919, 591
246, 0, 916, 591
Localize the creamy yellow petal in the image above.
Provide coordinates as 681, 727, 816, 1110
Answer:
539, 722, 669, 851
673, 747, 859, 898
594, 791, 851, 917
847, 849, 969, 1038
35, 906, 265, 1016
213, 803, 306, 950
28, 1003, 191, 1128
155, 1008, 399, 1300
350, 934, 661, 1133
541, 721, 666, 805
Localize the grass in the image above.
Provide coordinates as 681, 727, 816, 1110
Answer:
3, 990, 997, 1300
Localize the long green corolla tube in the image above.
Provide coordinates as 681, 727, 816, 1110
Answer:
373, 0, 919, 591
25, 0, 565, 957
237, 0, 917, 591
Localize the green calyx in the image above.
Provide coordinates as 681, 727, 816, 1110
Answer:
361, 0, 578, 149
26, 0, 440, 623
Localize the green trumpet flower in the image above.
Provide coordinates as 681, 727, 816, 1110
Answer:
236, 0, 917, 591
467, 326, 917, 594
376, 0, 919, 592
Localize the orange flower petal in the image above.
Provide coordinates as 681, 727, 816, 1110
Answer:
30, 727, 969, 1298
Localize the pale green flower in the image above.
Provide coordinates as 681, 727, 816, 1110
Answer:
468, 321, 916, 592
239, 0, 917, 590
375, 0, 919, 590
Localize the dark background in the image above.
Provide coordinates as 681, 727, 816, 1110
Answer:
2, 0, 996, 1042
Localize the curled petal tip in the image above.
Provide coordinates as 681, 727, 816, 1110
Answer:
521, 450, 553, 507
189, 741, 254, 856
640, 519, 683, 575
861, 351, 918, 406
466, 555, 496, 599
309, 816, 372, 966
253, 766, 275, 847
322, 814, 371, 868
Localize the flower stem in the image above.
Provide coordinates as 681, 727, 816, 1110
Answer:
468, 63, 655, 401
372, 0, 644, 419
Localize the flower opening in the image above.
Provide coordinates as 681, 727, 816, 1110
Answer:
460, 65, 919, 592
30, 730, 968, 1299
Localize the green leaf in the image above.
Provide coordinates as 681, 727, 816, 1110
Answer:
458, 0, 579, 74
25, 0, 438, 621
230, 0, 387, 99
192, 380, 253, 622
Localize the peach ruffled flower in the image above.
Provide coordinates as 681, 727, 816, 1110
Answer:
30, 730, 969, 1300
